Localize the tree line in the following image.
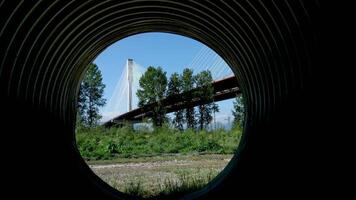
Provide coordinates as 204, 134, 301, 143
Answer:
77, 63, 244, 130
137, 66, 219, 130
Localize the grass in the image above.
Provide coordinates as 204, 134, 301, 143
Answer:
90, 154, 232, 199
86, 153, 231, 165
122, 169, 218, 199
76, 124, 241, 198
76, 124, 242, 161
157, 169, 217, 199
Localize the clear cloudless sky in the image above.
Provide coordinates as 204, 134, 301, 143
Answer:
93, 32, 235, 127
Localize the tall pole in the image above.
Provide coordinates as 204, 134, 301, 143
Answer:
127, 59, 133, 112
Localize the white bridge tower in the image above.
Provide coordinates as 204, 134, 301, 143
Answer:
127, 59, 133, 112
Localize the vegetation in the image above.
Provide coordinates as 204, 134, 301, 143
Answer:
123, 168, 219, 199
77, 63, 106, 128
167, 72, 184, 130
76, 124, 242, 161
137, 66, 168, 127
182, 68, 197, 129
76, 63, 245, 199
232, 94, 245, 126
90, 154, 232, 199
137, 67, 221, 130
195, 70, 219, 130
155, 169, 218, 199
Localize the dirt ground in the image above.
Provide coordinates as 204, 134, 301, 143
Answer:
89, 154, 233, 197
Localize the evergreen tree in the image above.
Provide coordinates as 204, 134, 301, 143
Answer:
232, 94, 245, 127
168, 73, 184, 130
195, 70, 219, 130
182, 68, 196, 129
137, 66, 167, 127
77, 63, 106, 128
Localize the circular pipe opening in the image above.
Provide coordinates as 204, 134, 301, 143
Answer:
74, 32, 246, 199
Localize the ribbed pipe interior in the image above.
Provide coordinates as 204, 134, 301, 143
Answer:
0, 1, 319, 199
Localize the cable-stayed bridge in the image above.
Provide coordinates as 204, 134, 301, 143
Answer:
101, 47, 240, 127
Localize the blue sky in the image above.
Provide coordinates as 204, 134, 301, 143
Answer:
93, 32, 235, 127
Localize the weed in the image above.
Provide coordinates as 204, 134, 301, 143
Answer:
76, 125, 242, 161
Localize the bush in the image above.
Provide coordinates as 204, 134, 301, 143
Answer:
75, 125, 242, 160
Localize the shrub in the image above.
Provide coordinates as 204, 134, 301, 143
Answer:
76, 125, 242, 160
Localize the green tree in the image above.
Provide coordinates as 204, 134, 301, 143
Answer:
232, 94, 245, 127
168, 72, 184, 130
77, 63, 106, 128
182, 68, 196, 129
195, 70, 219, 130
137, 66, 167, 127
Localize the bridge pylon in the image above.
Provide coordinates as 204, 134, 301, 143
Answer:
127, 59, 133, 112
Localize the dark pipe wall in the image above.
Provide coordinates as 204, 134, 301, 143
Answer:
0, 1, 320, 199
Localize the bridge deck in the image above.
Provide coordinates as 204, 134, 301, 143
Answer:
103, 75, 240, 127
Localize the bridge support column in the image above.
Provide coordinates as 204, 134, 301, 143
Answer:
127, 59, 134, 112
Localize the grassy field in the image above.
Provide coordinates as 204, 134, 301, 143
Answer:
89, 154, 233, 199
76, 124, 241, 198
